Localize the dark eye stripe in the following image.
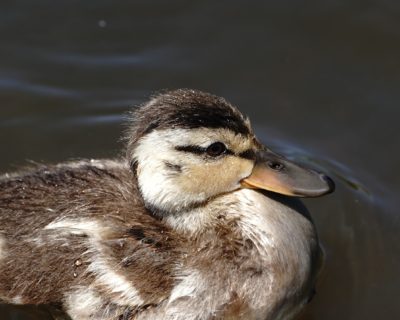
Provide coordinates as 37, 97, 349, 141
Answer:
176, 144, 255, 160
175, 145, 234, 156
238, 149, 256, 160
175, 145, 205, 154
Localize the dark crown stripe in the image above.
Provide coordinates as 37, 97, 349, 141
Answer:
173, 112, 250, 135
140, 113, 250, 137
127, 89, 252, 153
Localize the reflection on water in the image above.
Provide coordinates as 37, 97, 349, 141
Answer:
0, 0, 399, 319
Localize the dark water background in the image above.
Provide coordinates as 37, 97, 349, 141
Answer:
0, 0, 399, 319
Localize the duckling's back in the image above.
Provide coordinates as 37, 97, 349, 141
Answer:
0, 159, 182, 318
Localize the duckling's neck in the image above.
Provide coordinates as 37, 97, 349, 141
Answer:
160, 189, 257, 237
160, 194, 232, 236
162, 189, 319, 319
164, 188, 319, 284
162, 188, 314, 247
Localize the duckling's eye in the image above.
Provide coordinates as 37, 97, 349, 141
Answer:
206, 142, 227, 157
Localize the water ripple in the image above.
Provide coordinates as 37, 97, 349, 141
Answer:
0, 76, 82, 98
61, 114, 124, 126
42, 47, 185, 69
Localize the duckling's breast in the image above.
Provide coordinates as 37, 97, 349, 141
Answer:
232, 189, 320, 319
165, 189, 320, 320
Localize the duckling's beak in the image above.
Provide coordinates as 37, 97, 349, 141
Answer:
241, 149, 335, 197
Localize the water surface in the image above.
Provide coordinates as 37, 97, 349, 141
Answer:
0, 1, 399, 319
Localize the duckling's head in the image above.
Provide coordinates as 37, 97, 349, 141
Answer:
127, 89, 333, 215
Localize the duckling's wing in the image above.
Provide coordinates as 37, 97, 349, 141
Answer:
0, 160, 182, 318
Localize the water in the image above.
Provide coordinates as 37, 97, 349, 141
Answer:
0, 0, 399, 319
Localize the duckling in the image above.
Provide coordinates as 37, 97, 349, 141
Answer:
0, 89, 334, 320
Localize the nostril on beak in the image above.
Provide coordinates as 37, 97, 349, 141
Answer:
321, 174, 335, 193
267, 161, 284, 171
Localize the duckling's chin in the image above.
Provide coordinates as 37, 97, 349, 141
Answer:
138, 175, 241, 217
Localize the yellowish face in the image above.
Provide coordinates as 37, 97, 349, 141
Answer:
175, 141, 255, 201
132, 127, 257, 213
